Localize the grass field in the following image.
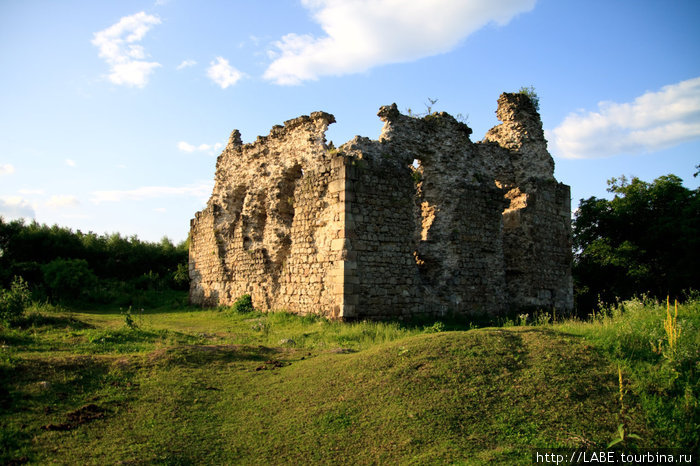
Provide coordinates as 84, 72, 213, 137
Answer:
1, 295, 698, 464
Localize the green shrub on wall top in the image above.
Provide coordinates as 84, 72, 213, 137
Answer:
517, 85, 540, 111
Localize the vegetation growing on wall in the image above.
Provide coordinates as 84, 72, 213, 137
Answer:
517, 85, 539, 111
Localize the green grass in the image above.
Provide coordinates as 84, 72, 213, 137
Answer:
1, 294, 698, 464
555, 297, 699, 451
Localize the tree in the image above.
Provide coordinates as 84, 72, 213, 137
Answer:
42, 258, 98, 301
573, 174, 700, 312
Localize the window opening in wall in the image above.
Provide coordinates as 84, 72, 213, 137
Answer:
410, 159, 423, 186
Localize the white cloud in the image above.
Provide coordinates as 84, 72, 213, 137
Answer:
207, 57, 243, 88
0, 164, 14, 176
549, 76, 700, 159
263, 0, 536, 85
177, 141, 199, 152
65, 158, 76, 167
177, 141, 223, 154
177, 59, 197, 70
91, 182, 213, 204
92, 11, 162, 88
0, 196, 36, 220
46, 195, 80, 208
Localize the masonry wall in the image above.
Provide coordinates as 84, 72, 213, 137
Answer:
342, 156, 421, 319
189, 112, 348, 317
501, 181, 573, 311
189, 93, 574, 318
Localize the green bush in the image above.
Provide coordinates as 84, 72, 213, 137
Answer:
42, 258, 97, 301
172, 263, 189, 290
0, 276, 31, 324
231, 294, 254, 314
423, 321, 446, 333
133, 270, 161, 291
518, 85, 540, 111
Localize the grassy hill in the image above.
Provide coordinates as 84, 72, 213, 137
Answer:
1, 297, 698, 464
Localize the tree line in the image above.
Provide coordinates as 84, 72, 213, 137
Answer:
0, 219, 188, 304
572, 173, 699, 312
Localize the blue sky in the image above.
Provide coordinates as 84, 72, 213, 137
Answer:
1, 0, 699, 243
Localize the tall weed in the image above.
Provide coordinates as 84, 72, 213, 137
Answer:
662, 297, 682, 362
555, 297, 699, 450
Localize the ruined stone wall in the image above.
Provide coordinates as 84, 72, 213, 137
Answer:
189, 112, 347, 316
480, 93, 573, 311
189, 93, 574, 318
338, 107, 512, 317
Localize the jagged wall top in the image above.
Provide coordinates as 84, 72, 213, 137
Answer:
483, 92, 554, 184
221, 111, 336, 158
214, 92, 555, 199
219, 92, 549, 171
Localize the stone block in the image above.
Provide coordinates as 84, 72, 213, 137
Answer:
330, 238, 347, 251
328, 179, 345, 194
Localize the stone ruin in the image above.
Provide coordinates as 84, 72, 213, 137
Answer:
189, 93, 573, 319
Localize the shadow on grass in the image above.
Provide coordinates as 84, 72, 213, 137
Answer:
1, 356, 118, 424
146, 344, 280, 367
52, 290, 192, 315
355, 308, 570, 332
15, 312, 95, 330
0, 427, 31, 464
0, 354, 138, 465
0, 330, 35, 347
